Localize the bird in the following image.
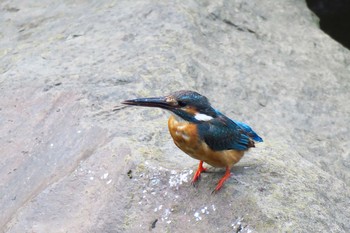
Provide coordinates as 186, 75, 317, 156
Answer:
122, 90, 263, 192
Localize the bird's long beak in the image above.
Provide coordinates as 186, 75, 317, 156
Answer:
122, 97, 175, 109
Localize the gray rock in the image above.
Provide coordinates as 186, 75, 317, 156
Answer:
1, 0, 349, 232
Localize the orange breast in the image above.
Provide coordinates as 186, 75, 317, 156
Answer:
167, 115, 245, 168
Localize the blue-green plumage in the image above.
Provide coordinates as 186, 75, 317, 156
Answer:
197, 111, 262, 151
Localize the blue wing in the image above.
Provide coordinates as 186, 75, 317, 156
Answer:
197, 112, 263, 151
197, 116, 252, 151
214, 110, 263, 142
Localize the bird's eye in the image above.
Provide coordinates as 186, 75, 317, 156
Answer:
177, 101, 187, 107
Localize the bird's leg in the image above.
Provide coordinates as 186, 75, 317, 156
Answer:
191, 161, 207, 186
212, 166, 231, 193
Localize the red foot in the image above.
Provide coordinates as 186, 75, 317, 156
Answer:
212, 166, 231, 193
191, 161, 207, 185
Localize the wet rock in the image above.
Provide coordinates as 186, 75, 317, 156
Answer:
1, 0, 349, 232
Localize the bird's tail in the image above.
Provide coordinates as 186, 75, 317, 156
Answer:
232, 120, 263, 142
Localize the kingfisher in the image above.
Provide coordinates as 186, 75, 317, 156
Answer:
122, 90, 263, 192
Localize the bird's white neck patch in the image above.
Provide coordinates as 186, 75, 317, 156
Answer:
194, 113, 213, 121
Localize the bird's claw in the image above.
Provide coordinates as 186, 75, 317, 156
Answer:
191, 163, 207, 187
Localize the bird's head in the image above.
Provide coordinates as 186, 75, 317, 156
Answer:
122, 90, 218, 123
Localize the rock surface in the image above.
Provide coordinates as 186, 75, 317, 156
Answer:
1, 0, 349, 232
